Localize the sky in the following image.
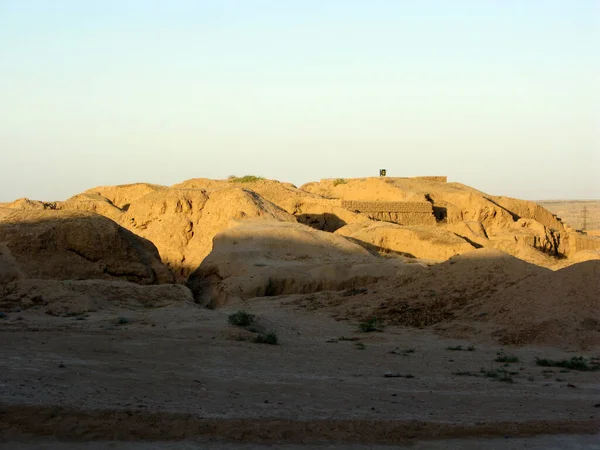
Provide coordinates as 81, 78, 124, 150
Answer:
0, 0, 598, 201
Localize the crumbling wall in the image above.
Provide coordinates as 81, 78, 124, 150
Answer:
568, 233, 600, 254
491, 196, 565, 231
411, 176, 447, 183
341, 201, 436, 226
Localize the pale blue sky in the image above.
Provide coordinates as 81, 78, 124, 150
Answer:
1, 0, 598, 201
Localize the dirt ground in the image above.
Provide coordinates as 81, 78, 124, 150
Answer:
0, 298, 598, 448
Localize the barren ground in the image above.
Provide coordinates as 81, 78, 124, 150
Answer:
1, 298, 598, 448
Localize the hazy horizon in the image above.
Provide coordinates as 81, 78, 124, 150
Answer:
1, 0, 599, 202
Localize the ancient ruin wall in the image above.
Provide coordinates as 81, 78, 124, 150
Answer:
341, 201, 436, 226
568, 233, 600, 253
410, 176, 448, 183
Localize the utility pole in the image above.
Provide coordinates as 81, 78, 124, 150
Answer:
581, 205, 588, 230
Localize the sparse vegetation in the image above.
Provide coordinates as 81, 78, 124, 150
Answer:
228, 175, 265, 183
446, 345, 476, 351
359, 318, 383, 333
340, 287, 368, 297
535, 356, 600, 372
384, 372, 414, 378
254, 333, 278, 345
117, 316, 130, 325
355, 342, 366, 350
453, 370, 479, 377
332, 178, 347, 187
452, 368, 516, 383
495, 352, 519, 363
390, 348, 415, 356
481, 368, 516, 383
0, 312, 6, 319
228, 310, 256, 327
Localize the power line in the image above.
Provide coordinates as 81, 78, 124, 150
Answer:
581, 205, 588, 230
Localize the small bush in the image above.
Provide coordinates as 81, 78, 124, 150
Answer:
390, 348, 415, 356
482, 368, 516, 383
228, 311, 255, 327
384, 372, 414, 378
355, 342, 366, 350
453, 370, 479, 377
117, 316, 130, 325
0, 312, 6, 319
254, 333, 278, 345
359, 318, 382, 333
229, 175, 264, 183
332, 178, 347, 187
495, 352, 519, 363
535, 356, 599, 372
446, 344, 476, 352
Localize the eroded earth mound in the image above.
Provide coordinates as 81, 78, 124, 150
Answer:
0, 209, 172, 284
2, 176, 598, 349
295, 248, 599, 349
187, 220, 424, 308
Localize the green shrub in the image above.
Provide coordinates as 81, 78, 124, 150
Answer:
453, 370, 479, 377
482, 368, 516, 383
535, 356, 599, 371
359, 318, 382, 332
495, 352, 519, 363
254, 333, 278, 345
228, 310, 255, 327
332, 178, 347, 187
229, 175, 264, 183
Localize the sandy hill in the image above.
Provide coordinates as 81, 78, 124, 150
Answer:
0, 279, 193, 317
0, 209, 172, 284
4, 176, 598, 286
121, 186, 297, 281
287, 248, 598, 349
2, 177, 599, 448
79, 183, 166, 210
187, 220, 424, 308
174, 177, 367, 232
301, 177, 600, 267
